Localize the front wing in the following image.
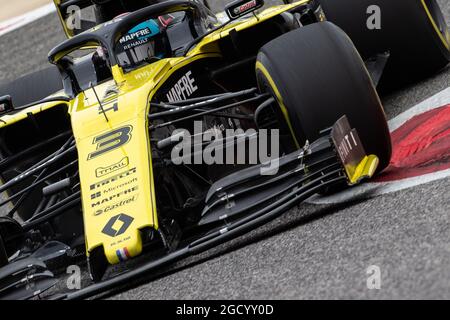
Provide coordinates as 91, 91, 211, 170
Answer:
63, 115, 377, 299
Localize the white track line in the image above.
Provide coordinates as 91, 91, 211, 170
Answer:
389, 87, 450, 131
308, 168, 450, 205
0, 3, 56, 38
308, 87, 450, 205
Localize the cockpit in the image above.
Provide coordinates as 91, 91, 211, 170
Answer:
115, 11, 196, 71
56, 0, 217, 36
49, 1, 218, 96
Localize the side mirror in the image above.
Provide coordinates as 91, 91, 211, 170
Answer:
225, 0, 265, 20
0, 95, 13, 115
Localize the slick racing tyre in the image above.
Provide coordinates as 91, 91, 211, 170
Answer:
0, 66, 63, 108
319, 0, 450, 85
256, 22, 392, 172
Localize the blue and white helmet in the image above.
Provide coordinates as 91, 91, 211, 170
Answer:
116, 17, 169, 69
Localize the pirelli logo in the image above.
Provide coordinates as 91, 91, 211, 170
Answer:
90, 167, 137, 191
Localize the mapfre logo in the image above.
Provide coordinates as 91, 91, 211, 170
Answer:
96, 157, 129, 178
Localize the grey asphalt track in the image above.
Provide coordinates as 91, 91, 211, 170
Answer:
0, 1, 448, 300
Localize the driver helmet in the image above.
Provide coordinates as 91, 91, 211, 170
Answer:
116, 18, 170, 68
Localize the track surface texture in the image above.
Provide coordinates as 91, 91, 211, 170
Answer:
0, 0, 51, 23
0, 0, 448, 300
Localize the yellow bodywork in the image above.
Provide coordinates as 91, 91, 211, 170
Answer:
70, 76, 156, 264
0, 0, 357, 265
54, 1, 309, 264
0, 1, 311, 265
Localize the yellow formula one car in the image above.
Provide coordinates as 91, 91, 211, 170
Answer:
0, 0, 448, 299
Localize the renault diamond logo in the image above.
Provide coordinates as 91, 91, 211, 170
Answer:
102, 213, 134, 237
